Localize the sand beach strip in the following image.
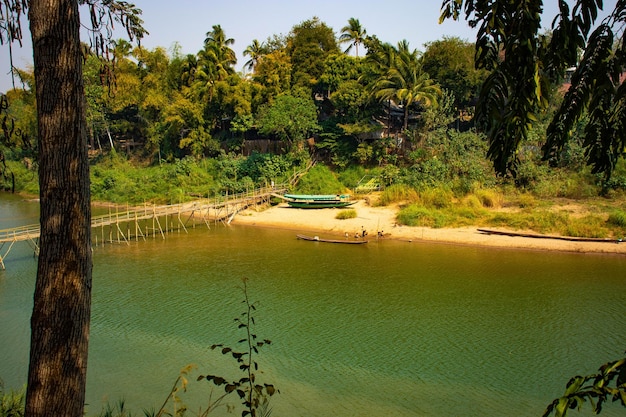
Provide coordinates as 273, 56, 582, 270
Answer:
232, 199, 626, 255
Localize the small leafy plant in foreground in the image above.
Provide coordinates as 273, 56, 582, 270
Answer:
542, 353, 626, 417
198, 278, 278, 417
0, 380, 25, 417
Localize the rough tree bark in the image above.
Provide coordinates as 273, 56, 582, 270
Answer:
25, 0, 93, 416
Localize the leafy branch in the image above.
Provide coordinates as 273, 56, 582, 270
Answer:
543, 353, 626, 417
198, 278, 278, 417
439, 0, 626, 181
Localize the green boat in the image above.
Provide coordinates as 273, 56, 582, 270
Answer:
284, 194, 355, 209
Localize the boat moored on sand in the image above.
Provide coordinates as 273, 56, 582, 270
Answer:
283, 194, 355, 209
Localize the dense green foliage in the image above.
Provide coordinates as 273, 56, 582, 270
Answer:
2, 14, 460, 170
86, 150, 309, 204
2, 13, 626, 235
421, 37, 489, 111
440, 0, 626, 181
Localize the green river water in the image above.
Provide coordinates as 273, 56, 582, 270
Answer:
0, 194, 625, 416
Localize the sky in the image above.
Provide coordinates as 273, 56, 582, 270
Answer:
0, 0, 616, 92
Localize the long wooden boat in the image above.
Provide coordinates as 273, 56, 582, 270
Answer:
284, 194, 355, 209
288, 200, 356, 208
296, 234, 368, 244
477, 228, 623, 243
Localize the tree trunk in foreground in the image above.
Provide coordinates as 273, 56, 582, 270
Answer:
25, 1, 93, 416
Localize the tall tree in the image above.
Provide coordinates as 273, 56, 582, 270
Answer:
1, 2, 144, 417
421, 36, 488, 109
203, 24, 236, 80
370, 41, 441, 131
194, 25, 237, 102
26, 5, 92, 416
256, 94, 321, 145
252, 49, 292, 103
243, 39, 266, 73
180, 53, 199, 87
319, 53, 362, 95
339, 17, 367, 57
286, 17, 340, 91
440, 0, 626, 180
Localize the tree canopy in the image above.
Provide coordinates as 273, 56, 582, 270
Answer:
257, 93, 321, 144
421, 36, 488, 108
286, 17, 340, 92
440, 0, 626, 180
7, 9, 625, 188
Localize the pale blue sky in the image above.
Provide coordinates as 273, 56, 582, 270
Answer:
137, 0, 479, 60
0, 0, 616, 92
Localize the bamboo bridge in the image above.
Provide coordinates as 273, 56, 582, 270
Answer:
0, 185, 286, 269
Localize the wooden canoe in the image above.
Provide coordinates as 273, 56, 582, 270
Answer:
296, 234, 368, 244
477, 228, 623, 243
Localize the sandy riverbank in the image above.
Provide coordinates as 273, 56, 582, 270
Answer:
232, 199, 626, 255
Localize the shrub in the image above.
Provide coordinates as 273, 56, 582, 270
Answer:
515, 193, 538, 209
608, 210, 626, 228
335, 209, 357, 220
377, 184, 419, 206
564, 216, 608, 238
557, 175, 599, 199
5, 160, 38, 195
419, 188, 454, 209
0, 382, 25, 417
474, 188, 503, 208
295, 164, 346, 195
396, 204, 436, 227
462, 194, 483, 209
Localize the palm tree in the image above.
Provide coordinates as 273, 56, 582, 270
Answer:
372, 41, 441, 131
193, 25, 237, 101
180, 54, 198, 87
192, 51, 219, 101
111, 39, 132, 61
339, 17, 367, 57
204, 24, 235, 52
243, 39, 266, 73
203, 24, 237, 79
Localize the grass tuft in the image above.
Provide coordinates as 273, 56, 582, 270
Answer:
608, 210, 626, 228
335, 209, 357, 220
564, 216, 609, 238
419, 188, 454, 209
474, 188, 503, 208
377, 184, 419, 206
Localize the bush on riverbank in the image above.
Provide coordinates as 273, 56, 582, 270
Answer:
392, 189, 626, 239
4, 127, 626, 239
335, 208, 357, 220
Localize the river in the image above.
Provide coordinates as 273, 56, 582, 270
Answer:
0, 194, 625, 416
